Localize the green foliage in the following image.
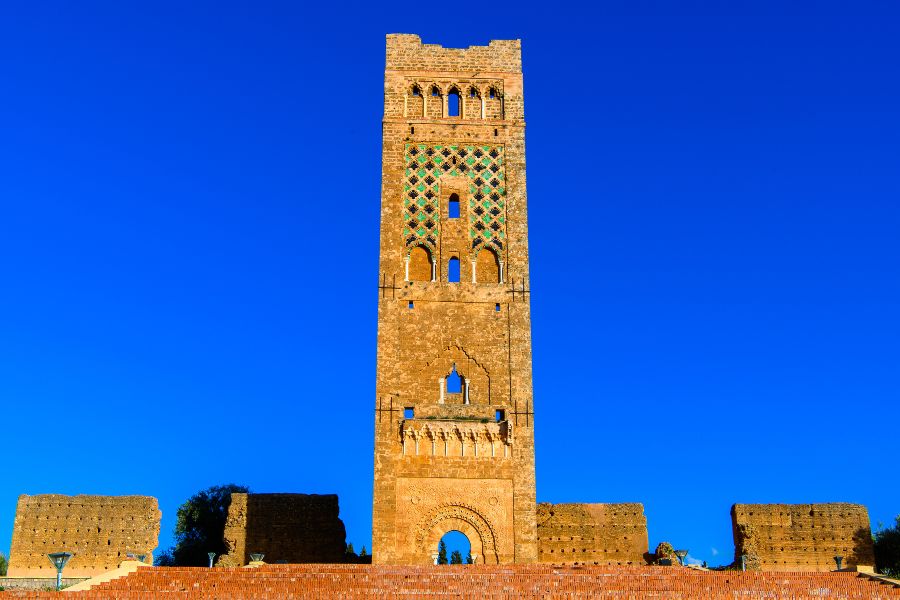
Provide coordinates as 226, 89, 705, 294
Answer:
359, 546, 368, 557
345, 543, 356, 559
875, 515, 900, 578
450, 550, 463, 564
156, 483, 249, 566
0, 551, 7, 576
466, 551, 473, 565
438, 540, 448, 565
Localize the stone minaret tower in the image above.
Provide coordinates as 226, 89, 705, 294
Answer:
373, 34, 535, 565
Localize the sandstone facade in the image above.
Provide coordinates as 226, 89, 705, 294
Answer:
217, 493, 346, 566
7, 494, 160, 578
536, 503, 649, 565
373, 34, 536, 564
732, 503, 875, 571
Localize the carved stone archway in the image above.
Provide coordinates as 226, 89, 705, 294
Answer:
415, 504, 499, 565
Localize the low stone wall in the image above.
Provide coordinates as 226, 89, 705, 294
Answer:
536, 503, 648, 565
217, 493, 346, 566
0, 577, 88, 591
8, 494, 160, 578
732, 503, 875, 571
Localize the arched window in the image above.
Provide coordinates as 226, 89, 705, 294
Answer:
408, 85, 424, 117
408, 246, 433, 282
446, 364, 462, 394
485, 88, 502, 119
448, 257, 460, 283
465, 87, 482, 119
476, 247, 500, 283
448, 87, 460, 117
448, 193, 460, 219
426, 86, 443, 118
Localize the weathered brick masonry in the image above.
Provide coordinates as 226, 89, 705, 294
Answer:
217, 493, 346, 566
732, 503, 875, 571
536, 503, 649, 565
373, 34, 536, 564
7, 494, 160, 578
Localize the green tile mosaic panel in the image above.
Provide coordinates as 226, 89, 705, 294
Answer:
403, 143, 506, 255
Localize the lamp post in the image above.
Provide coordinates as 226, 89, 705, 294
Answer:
834, 555, 844, 570
740, 554, 747, 572
208, 552, 216, 568
47, 552, 73, 591
674, 549, 689, 567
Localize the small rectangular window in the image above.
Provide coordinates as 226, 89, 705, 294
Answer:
408, 301, 414, 309
448, 198, 460, 219
448, 257, 460, 283
404, 407, 414, 419
495, 410, 505, 422
495, 303, 501, 312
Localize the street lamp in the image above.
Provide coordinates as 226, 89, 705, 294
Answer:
208, 552, 216, 568
47, 552, 73, 591
674, 549, 689, 567
834, 555, 844, 570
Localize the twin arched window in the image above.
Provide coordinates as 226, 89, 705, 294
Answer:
409, 249, 501, 284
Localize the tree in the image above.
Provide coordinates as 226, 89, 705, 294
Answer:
466, 551, 473, 565
875, 515, 900, 578
438, 540, 448, 565
450, 550, 463, 564
345, 543, 357, 561
359, 546, 368, 557
0, 551, 8, 576
156, 483, 249, 566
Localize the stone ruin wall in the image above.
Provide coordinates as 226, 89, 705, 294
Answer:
7, 494, 160, 578
732, 503, 875, 571
217, 493, 346, 566
536, 503, 649, 565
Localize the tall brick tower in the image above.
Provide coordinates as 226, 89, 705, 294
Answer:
373, 34, 536, 565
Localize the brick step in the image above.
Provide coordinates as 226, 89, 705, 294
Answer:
3, 565, 899, 599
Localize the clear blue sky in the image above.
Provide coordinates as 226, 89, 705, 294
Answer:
1, 1, 897, 567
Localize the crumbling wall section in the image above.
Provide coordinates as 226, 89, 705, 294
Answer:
7, 494, 160, 577
218, 493, 346, 566
385, 34, 521, 73
732, 503, 875, 571
536, 503, 648, 565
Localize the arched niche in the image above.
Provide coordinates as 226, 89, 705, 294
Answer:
476, 247, 501, 283
408, 246, 433, 282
